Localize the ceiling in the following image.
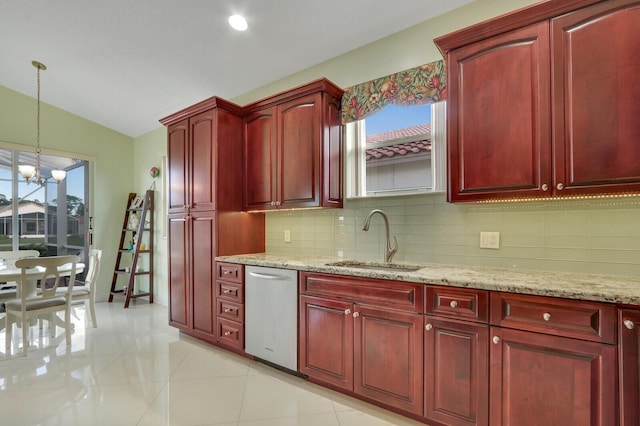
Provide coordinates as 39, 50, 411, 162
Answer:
0, 0, 470, 138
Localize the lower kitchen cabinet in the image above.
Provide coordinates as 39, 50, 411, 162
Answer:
168, 211, 217, 343
354, 305, 423, 415
299, 273, 424, 416
299, 295, 353, 390
424, 316, 489, 426
620, 309, 640, 425
216, 262, 245, 351
489, 292, 618, 425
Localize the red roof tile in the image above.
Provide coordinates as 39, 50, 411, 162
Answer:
366, 124, 431, 161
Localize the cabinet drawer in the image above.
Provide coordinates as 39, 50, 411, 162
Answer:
490, 292, 617, 344
216, 262, 243, 283
425, 286, 489, 323
217, 299, 244, 322
216, 280, 244, 303
300, 272, 423, 313
218, 318, 244, 350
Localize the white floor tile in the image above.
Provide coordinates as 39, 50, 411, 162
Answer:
0, 302, 424, 426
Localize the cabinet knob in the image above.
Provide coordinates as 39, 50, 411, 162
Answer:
276, 200, 281, 206
492, 336, 500, 344
224, 331, 231, 336
624, 319, 635, 330
541, 184, 549, 191
450, 300, 458, 308
223, 289, 233, 294
344, 309, 351, 315
543, 312, 551, 321
270, 201, 275, 206
557, 183, 564, 190
353, 312, 360, 318
425, 323, 433, 331
224, 308, 232, 313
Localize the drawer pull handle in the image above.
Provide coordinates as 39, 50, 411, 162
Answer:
541, 183, 549, 191
557, 183, 564, 190
223, 270, 233, 275
224, 308, 232, 313
543, 312, 551, 321
450, 300, 458, 308
353, 312, 360, 318
624, 319, 635, 330
223, 289, 233, 294
224, 331, 231, 336
492, 336, 500, 344
344, 309, 351, 315
425, 323, 433, 331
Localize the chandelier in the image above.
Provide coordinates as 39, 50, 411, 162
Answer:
18, 61, 66, 185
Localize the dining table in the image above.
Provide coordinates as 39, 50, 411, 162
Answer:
0, 261, 85, 330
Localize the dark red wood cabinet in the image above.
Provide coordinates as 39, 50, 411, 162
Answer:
243, 79, 344, 211
424, 287, 490, 426
161, 97, 265, 342
489, 292, 617, 426
436, 0, 640, 202
216, 262, 245, 351
619, 309, 640, 426
299, 273, 424, 416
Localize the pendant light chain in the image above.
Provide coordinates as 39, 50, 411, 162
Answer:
35, 62, 42, 181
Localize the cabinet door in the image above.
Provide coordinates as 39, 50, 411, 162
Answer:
490, 327, 616, 425
168, 213, 189, 330
620, 309, 640, 426
447, 22, 551, 202
552, 0, 640, 196
354, 305, 423, 415
244, 107, 277, 210
190, 109, 216, 211
424, 317, 489, 426
167, 119, 189, 213
189, 211, 217, 343
279, 94, 321, 208
299, 295, 353, 390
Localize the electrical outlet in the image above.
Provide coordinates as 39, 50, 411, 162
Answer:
284, 229, 291, 243
480, 231, 500, 249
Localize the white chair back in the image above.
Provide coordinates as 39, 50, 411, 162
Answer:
1, 250, 41, 268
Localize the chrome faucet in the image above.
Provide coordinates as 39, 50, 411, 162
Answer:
362, 209, 398, 263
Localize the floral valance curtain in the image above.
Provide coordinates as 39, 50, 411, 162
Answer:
341, 59, 446, 124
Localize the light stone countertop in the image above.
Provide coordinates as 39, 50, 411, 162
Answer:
216, 253, 640, 306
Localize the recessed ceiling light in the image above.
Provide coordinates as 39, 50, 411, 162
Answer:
228, 14, 248, 31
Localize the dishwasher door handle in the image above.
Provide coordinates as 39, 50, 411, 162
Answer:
248, 271, 291, 280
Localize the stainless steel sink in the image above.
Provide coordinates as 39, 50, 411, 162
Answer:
326, 260, 423, 272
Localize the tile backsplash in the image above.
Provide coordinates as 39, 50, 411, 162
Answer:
265, 193, 640, 277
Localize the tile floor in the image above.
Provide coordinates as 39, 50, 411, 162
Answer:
0, 302, 426, 426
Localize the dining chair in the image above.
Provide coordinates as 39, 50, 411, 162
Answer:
61, 249, 102, 328
4, 255, 79, 356
0, 250, 41, 299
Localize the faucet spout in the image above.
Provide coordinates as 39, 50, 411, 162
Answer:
362, 209, 398, 263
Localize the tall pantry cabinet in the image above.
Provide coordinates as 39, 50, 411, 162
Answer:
160, 97, 264, 344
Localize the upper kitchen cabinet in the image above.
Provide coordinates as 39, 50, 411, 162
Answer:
436, 0, 640, 202
243, 78, 344, 211
162, 97, 246, 214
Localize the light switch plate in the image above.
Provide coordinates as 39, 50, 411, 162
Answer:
480, 231, 500, 249
284, 229, 291, 243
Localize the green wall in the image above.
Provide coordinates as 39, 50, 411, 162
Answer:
0, 85, 134, 301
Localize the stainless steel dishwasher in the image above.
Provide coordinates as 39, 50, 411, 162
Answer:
245, 265, 298, 371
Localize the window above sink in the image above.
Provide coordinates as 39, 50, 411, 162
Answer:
344, 102, 446, 198
341, 60, 447, 199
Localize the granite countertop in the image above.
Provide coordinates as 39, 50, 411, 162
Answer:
216, 253, 640, 306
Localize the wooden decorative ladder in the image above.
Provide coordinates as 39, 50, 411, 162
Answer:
108, 190, 154, 308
